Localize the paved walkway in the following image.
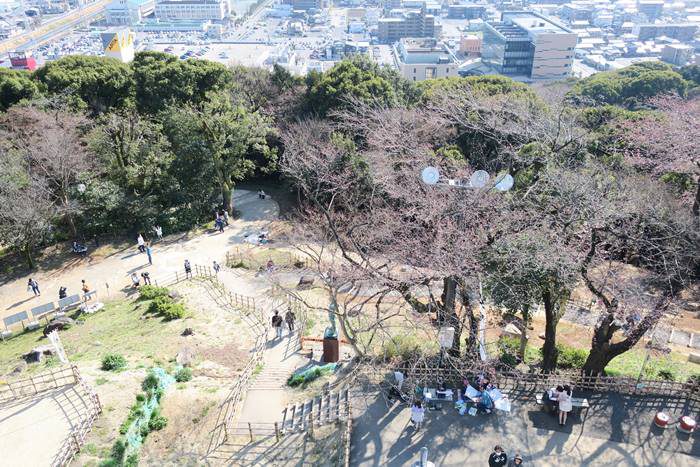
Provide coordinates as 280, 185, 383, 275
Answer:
350, 389, 699, 466
0, 385, 91, 466
1, 190, 279, 321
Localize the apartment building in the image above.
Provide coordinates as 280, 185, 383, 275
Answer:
633, 23, 699, 41
106, 0, 155, 25
155, 0, 228, 21
482, 11, 577, 79
377, 7, 439, 43
393, 38, 458, 81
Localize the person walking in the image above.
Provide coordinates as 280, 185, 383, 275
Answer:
285, 308, 296, 333
141, 272, 151, 285
558, 385, 573, 426
146, 243, 153, 265
223, 210, 229, 226
137, 234, 145, 253
488, 446, 508, 467
213, 261, 221, 275
508, 453, 523, 466
28, 278, 40, 296
410, 400, 425, 430
271, 310, 283, 339
184, 259, 192, 278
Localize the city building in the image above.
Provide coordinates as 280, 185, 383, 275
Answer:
661, 43, 694, 65
291, 0, 325, 11
8, 51, 37, 70
447, 3, 485, 19
392, 37, 458, 81
459, 34, 482, 57
560, 3, 594, 22
105, 0, 155, 26
101, 28, 135, 63
377, 7, 440, 43
633, 23, 699, 41
637, 0, 664, 22
155, 0, 229, 21
482, 11, 577, 79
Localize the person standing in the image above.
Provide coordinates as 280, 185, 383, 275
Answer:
558, 385, 573, 426
509, 453, 523, 466
146, 243, 153, 265
271, 310, 283, 339
489, 446, 508, 467
141, 272, 151, 285
213, 260, 221, 275
81, 280, 90, 294
410, 400, 425, 430
59, 286, 67, 299
184, 259, 192, 278
153, 225, 163, 241
137, 234, 145, 253
28, 278, 40, 296
223, 210, 229, 226
285, 308, 296, 333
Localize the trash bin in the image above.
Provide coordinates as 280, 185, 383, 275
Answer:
323, 337, 339, 363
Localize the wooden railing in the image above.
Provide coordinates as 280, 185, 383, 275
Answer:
154, 264, 214, 287
392, 362, 700, 401
0, 365, 77, 403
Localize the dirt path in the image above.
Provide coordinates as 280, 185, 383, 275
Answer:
0, 190, 279, 322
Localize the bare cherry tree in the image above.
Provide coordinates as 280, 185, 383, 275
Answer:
615, 95, 700, 217
0, 105, 93, 237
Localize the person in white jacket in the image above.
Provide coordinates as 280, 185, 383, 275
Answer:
411, 400, 425, 430
557, 385, 573, 425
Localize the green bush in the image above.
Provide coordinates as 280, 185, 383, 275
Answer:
124, 453, 139, 467
102, 353, 127, 372
162, 302, 186, 320
557, 345, 588, 369
147, 295, 186, 320
384, 334, 426, 361
175, 367, 193, 382
148, 413, 168, 431
287, 364, 335, 387
142, 371, 160, 392
657, 369, 676, 381
139, 285, 170, 300
110, 439, 126, 464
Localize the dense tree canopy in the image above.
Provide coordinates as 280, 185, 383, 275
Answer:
0, 69, 43, 111
33, 55, 134, 113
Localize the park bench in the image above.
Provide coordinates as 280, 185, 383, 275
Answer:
30, 302, 57, 326
536, 393, 590, 418
57, 294, 81, 315
83, 290, 97, 302
3, 311, 30, 336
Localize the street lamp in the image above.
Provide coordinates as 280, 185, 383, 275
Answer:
77, 183, 86, 194
421, 166, 514, 192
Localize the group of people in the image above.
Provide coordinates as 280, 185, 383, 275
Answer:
28, 279, 91, 300
271, 309, 296, 339
136, 234, 154, 265
214, 210, 229, 233
544, 385, 574, 425
489, 445, 524, 467
130, 272, 152, 288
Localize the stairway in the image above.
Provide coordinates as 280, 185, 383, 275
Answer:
251, 363, 295, 390
280, 388, 349, 434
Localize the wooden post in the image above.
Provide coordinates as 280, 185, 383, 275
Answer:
274, 422, 280, 443
248, 422, 254, 443
308, 406, 314, 438
176, 271, 179, 283
29, 376, 37, 394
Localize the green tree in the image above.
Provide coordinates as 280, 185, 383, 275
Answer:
165, 93, 275, 215
418, 74, 534, 104
33, 55, 134, 113
131, 51, 233, 114
0, 69, 42, 111
305, 55, 415, 115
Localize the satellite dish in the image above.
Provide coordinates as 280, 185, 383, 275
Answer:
421, 166, 440, 185
470, 170, 490, 188
494, 173, 514, 192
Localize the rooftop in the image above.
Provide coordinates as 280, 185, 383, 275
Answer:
504, 11, 573, 35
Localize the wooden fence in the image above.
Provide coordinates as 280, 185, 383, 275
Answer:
154, 264, 214, 287
393, 362, 700, 401
0, 365, 77, 403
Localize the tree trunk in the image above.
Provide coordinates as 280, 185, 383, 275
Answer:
23, 243, 35, 270
541, 289, 566, 372
460, 287, 478, 358
441, 276, 462, 356
222, 182, 233, 216
518, 304, 530, 361
693, 177, 699, 218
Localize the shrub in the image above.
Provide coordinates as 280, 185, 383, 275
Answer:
139, 285, 170, 300
557, 345, 588, 369
384, 334, 425, 361
102, 353, 127, 372
287, 364, 335, 387
110, 439, 126, 464
687, 374, 700, 386
162, 302, 186, 320
142, 371, 160, 392
124, 453, 139, 467
147, 296, 173, 314
175, 367, 192, 382
657, 368, 676, 381
148, 413, 168, 431
135, 393, 146, 402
